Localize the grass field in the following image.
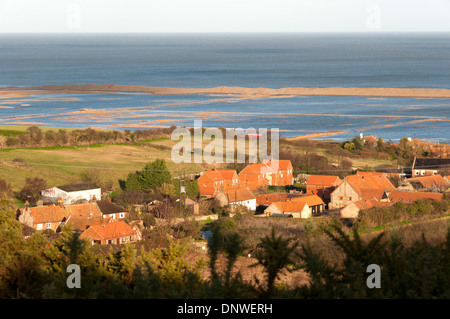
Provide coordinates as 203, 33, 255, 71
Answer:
0, 125, 395, 198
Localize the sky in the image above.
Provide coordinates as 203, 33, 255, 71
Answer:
0, 0, 449, 33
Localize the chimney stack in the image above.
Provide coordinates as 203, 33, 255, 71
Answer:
57, 197, 64, 208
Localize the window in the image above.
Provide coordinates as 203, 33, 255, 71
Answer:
347, 197, 352, 201
415, 171, 419, 175
119, 213, 125, 219
130, 236, 134, 241
46, 223, 52, 229
338, 196, 343, 200
36, 223, 43, 230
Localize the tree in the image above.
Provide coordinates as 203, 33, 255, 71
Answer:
376, 137, 385, 152
139, 159, 172, 191
0, 179, 13, 198
81, 168, 114, 192
252, 227, 298, 298
18, 177, 47, 204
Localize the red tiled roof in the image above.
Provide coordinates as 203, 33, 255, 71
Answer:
256, 192, 290, 205
388, 191, 443, 203
290, 194, 325, 207
345, 172, 395, 196
306, 175, 341, 187
407, 175, 449, 189
269, 201, 308, 213
19, 203, 102, 224
64, 215, 113, 231
224, 187, 255, 203
81, 220, 136, 241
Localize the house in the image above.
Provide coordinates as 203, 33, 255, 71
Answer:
263, 201, 311, 218
256, 192, 290, 205
411, 157, 450, 177
406, 175, 449, 192
330, 171, 396, 209
63, 215, 114, 232
16, 201, 102, 232
387, 191, 443, 204
95, 199, 129, 220
339, 191, 443, 219
40, 183, 101, 205
255, 192, 325, 216
197, 169, 239, 198
306, 175, 342, 204
340, 200, 391, 219
289, 194, 326, 216
238, 160, 293, 191
79, 220, 141, 245
184, 197, 200, 215
215, 187, 256, 211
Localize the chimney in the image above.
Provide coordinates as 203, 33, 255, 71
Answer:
57, 198, 64, 208
37, 198, 43, 207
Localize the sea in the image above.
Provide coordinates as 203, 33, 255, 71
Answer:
0, 33, 449, 142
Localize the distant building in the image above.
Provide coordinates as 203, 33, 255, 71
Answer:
330, 171, 396, 209
215, 187, 257, 211
41, 183, 101, 205
339, 191, 444, 219
197, 169, 239, 198
411, 157, 450, 177
263, 201, 311, 219
16, 201, 102, 232
184, 197, 200, 215
406, 175, 449, 192
95, 199, 128, 220
238, 160, 294, 191
306, 175, 342, 204
79, 220, 141, 245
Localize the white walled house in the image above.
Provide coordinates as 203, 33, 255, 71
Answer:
41, 183, 101, 205
215, 187, 257, 211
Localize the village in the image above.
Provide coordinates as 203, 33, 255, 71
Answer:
13, 151, 450, 246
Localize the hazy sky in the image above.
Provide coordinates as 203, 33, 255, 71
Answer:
0, 0, 449, 33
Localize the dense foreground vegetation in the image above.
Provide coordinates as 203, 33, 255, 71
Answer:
1, 197, 449, 299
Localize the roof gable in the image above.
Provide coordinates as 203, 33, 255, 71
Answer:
307, 175, 341, 186
83, 220, 136, 240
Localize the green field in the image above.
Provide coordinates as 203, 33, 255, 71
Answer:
0, 141, 206, 194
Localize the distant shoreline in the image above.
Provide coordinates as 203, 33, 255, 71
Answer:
3, 84, 450, 98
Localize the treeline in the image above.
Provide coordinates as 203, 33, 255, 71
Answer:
339, 136, 434, 167
0, 126, 176, 149
1, 197, 449, 299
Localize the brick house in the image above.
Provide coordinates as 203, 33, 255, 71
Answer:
238, 160, 293, 191
330, 171, 396, 209
406, 175, 449, 192
340, 191, 444, 218
79, 220, 141, 245
95, 199, 129, 220
306, 175, 342, 204
215, 187, 256, 211
197, 169, 239, 198
16, 201, 102, 232
289, 194, 325, 216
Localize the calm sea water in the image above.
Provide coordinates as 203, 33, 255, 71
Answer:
0, 33, 449, 142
